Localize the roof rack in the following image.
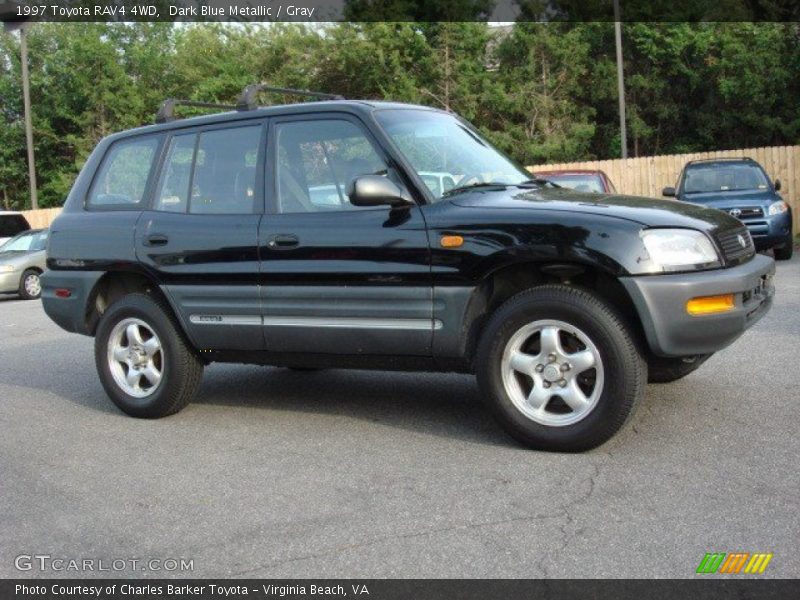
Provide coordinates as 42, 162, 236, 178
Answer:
236, 84, 344, 111
156, 99, 237, 124
155, 84, 344, 123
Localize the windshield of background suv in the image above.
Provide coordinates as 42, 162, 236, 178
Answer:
682, 163, 770, 194
375, 109, 530, 201
543, 174, 605, 193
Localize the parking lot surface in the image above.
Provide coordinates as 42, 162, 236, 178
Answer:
1, 256, 798, 579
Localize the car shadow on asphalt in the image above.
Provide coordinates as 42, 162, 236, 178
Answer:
0, 350, 518, 447
191, 365, 517, 448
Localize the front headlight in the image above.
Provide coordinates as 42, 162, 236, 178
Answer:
0, 265, 15, 273
767, 200, 788, 216
640, 229, 720, 272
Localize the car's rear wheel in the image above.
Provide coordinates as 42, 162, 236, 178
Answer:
18, 269, 42, 300
774, 231, 794, 261
647, 354, 712, 383
476, 285, 646, 452
95, 293, 203, 418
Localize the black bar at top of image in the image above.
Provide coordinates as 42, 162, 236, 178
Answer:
1, 0, 799, 23
2, 579, 800, 600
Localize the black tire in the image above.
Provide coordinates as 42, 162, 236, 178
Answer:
647, 354, 712, 384
18, 269, 42, 300
774, 233, 794, 261
94, 293, 203, 418
476, 285, 646, 452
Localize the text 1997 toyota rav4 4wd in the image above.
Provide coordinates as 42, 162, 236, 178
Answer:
41, 87, 775, 451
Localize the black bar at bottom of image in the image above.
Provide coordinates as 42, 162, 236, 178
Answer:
2, 579, 799, 600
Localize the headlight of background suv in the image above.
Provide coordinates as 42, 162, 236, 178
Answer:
0, 265, 16, 273
767, 200, 788, 216
640, 229, 721, 272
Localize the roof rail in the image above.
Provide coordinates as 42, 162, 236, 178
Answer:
155, 99, 238, 124
236, 84, 344, 111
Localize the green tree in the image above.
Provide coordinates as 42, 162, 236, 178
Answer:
486, 23, 596, 164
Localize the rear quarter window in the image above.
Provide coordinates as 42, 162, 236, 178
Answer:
87, 136, 160, 209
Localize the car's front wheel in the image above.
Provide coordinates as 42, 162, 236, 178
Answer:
476, 285, 646, 452
95, 294, 203, 418
19, 269, 42, 300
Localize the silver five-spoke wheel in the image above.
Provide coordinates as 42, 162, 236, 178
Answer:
107, 318, 164, 398
501, 319, 604, 427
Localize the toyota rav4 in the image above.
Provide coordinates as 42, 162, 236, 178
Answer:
41, 88, 775, 451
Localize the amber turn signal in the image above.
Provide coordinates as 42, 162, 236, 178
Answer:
440, 235, 464, 248
686, 294, 735, 316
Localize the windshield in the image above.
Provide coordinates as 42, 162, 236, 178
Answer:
375, 109, 530, 201
682, 163, 769, 194
0, 230, 47, 253
542, 174, 605, 193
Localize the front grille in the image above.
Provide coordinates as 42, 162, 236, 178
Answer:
724, 206, 764, 219
715, 226, 755, 264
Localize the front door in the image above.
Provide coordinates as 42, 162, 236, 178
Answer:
135, 122, 266, 351
259, 115, 432, 356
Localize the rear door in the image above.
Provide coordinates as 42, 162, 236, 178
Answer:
259, 114, 433, 356
135, 121, 266, 351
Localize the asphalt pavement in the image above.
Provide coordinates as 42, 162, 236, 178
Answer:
1, 256, 798, 579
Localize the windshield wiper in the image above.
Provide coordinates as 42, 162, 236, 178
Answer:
517, 178, 561, 188
442, 181, 513, 197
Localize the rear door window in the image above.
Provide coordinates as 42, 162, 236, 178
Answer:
189, 126, 262, 215
88, 136, 160, 208
154, 133, 196, 213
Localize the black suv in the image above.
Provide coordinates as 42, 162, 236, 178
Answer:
41, 88, 775, 451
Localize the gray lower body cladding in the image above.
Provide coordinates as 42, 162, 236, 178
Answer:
620, 253, 775, 357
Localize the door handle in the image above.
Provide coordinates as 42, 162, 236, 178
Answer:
267, 234, 299, 249
144, 234, 169, 247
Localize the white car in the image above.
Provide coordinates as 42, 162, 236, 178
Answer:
419, 172, 458, 197
0, 228, 48, 299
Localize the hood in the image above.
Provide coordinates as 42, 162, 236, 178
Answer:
680, 189, 778, 209
449, 187, 740, 232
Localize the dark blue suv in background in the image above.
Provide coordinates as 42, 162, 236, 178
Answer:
663, 158, 793, 260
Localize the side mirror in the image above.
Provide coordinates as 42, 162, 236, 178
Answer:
774, 179, 782, 191
347, 175, 412, 208
662, 186, 676, 197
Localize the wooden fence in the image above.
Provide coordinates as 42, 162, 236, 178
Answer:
21, 207, 62, 229
529, 145, 800, 232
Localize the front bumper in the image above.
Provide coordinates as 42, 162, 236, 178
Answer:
742, 212, 792, 250
0, 270, 21, 294
620, 253, 775, 357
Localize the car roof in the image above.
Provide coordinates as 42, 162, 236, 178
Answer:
685, 158, 757, 167
535, 169, 606, 176
6, 228, 44, 238
106, 100, 444, 143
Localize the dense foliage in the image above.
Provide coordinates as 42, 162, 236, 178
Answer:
1, 22, 798, 209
